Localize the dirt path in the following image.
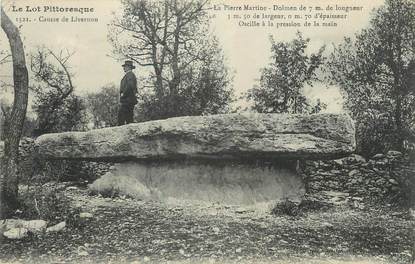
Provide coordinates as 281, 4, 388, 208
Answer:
0, 187, 413, 264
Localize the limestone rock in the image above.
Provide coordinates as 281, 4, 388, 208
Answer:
3, 228, 28, 239
79, 212, 93, 219
77, 246, 89, 256
410, 208, 415, 220
351, 154, 366, 163
46, 221, 66, 233
333, 159, 344, 166
372, 153, 385, 160
1, 219, 47, 234
21, 220, 48, 233
348, 169, 360, 177
0, 219, 23, 231
322, 222, 334, 228
389, 179, 399, 185
36, 113, 355, 160
387, 150, 403, 157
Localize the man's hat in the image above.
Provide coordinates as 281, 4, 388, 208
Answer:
122, 60, 135, 69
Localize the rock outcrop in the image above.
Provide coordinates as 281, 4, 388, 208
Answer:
35, 113, 355, 161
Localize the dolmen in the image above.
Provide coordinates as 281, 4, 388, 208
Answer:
35, 113, 355, 206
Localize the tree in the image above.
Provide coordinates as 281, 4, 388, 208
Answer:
86, 84, 119, 128
30, 48, 86, 134
109, 0, 233, 120
0, 7, 29, 217
247, 32, 326, 114
136, 36, 234, 121
328, 0, 415, 154
0, 49, 12, 140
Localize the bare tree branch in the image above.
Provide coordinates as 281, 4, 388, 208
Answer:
47, 48, 74, 97
0, 53, 11, 65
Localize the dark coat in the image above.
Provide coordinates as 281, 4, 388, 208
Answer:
120, 71, 137, 105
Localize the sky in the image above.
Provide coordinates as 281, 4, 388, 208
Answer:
0, 0, 385, 113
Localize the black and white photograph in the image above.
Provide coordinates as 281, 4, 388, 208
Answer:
0, 0, 414, 263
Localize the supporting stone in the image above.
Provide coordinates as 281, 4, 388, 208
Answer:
89, 159, 304, 205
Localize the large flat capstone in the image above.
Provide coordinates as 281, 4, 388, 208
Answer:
35, 113, 355, 160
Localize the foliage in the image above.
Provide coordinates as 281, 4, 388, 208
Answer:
355, 111, 398, 155
109, 0, 234, 120
30, 48, 87, 134
21, 116, 37, 138
31, 159, 84, 183
271, 199, 300, 217
390, 157, 415, 207
328, 0, 415, 155
32, 94, 87, 135
136, 39, 234, 121
247, 32, 326, 114
86, 84, 119, 128
271, 198, 333, 217
18, 185, 81, 226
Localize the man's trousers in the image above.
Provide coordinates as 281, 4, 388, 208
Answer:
117, 104, 135, 125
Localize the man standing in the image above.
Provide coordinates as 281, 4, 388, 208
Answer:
118, 60, 138, 125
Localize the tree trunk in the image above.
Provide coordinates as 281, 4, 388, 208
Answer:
167, 2, 182, 117
0, 7, 29, 218
392, 14, 405, 152
395, 93, 404, 151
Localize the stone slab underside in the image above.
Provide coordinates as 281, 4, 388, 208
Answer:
89, 160, 305, 205
35, 113, 355, 161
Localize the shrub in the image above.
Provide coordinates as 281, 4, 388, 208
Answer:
18, 185, 81, 227
271, 199, 300, 217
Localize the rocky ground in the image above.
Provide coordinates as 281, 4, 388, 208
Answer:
0, 185, 413, 264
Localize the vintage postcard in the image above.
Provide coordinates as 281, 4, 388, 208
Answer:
0, 0, 413, 263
